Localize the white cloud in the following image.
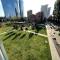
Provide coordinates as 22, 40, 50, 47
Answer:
0, 0, 5, 17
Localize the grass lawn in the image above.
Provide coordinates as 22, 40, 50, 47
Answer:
36, 28, 47, 35
0, 29, 52, 60
0, 26, 13, 33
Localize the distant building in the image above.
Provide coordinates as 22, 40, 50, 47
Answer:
29, 14, 36, 22
27, 14, 36, 27
19, 0, 24, 17
36, 12, 44, 23
41, 5, 50, 18
1, 0, 24, 17
47, 7, 51, 17
27, 10, 32, 17
27, 11, 45, 24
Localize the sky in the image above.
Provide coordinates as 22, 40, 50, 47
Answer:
24, 0, 56, 17
0, 0, 5, 17
0, 0, 56, 17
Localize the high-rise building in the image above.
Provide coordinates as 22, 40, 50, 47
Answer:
41, 5, 50, 18
27, 10, 32, 17
15, 0, 20, 17
47, 7, 51, 17
19, 0, 24, 17
1, 0, 16, 17
1, 0, 24, 17
15, 0, 24, 17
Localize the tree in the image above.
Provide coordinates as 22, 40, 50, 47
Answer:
20, 17, 25, 22
53, 0, 60, 21
47, 16, 52, 22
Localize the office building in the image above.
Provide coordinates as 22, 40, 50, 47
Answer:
41, 5, 50, 18
1, 0, 24, 17
19, 0, 24, 17
27, 10, 32, 17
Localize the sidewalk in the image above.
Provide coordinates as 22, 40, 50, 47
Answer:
46, 24, 60, 60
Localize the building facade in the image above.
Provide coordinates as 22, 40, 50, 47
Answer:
36, 12, 44, 23
1, 0, 24, 17
41, 5, 50, 18
27, 10, 32, 17
19, 0, 24, 17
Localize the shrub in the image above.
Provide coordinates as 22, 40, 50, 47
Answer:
25, 27, 28, 30
13, 25, 18, 30
5, 22, 11, 26
59, 33, 60, 36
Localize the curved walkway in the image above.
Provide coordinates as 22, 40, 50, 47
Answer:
0, 29, 47, 38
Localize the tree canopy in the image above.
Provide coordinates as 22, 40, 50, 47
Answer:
53, 0, 60, 19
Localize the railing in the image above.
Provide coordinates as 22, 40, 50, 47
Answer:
0, 41, 8, 60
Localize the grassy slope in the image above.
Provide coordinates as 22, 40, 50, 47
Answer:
0, 26, 13, 33
0, 30, 51, 60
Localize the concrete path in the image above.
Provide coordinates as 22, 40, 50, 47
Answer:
0, 29, 47, 38
46, 24, 60, 60
24, 30, 47, 37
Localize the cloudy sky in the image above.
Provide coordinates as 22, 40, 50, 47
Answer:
0, 0, 56, 17
24, 0, 56, 16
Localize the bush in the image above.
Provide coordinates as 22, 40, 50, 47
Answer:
13, 25, 18, 30
25, 28, 28, 30
0, 23, 2, 27
20, 26, 23, 30
5, 22, 11, 26
59, 33, 60, 36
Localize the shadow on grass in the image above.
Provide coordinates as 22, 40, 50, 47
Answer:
3, 32, 16, 41
5, 31, 13, 36
12, 33, 21, 40
35, 26, 43, 33
27, 54, 37, 60
20, 34, 26, 39
29, 33, 34, 39
35, 26, 46, 33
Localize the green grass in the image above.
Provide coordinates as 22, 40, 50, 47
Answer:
0, 30, 52, 60
0, 26, 13, 33
36, 28, 47, 35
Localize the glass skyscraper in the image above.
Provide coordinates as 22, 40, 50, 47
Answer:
19, 0, 24, 17
1, 0, 24, 17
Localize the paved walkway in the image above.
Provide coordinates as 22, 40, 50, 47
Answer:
0, 30, 47, 38
46, 24, 60, 60
24, 30, 47, 37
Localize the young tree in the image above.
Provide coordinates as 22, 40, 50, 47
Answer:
53, 0, 60, 20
